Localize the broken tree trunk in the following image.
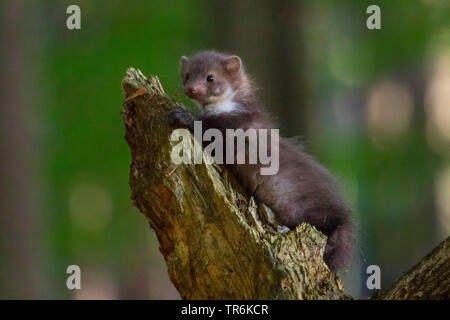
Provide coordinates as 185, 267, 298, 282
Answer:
121, 68, 449, 300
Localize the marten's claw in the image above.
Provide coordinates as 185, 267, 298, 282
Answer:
168, 106, 195, 130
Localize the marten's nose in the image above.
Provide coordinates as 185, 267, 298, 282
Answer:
186, 86, 198, 98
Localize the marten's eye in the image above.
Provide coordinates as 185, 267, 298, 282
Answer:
184, 73, 189, 80
206, 75, 214, 82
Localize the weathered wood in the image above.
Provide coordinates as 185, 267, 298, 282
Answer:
379, 236, 449, 300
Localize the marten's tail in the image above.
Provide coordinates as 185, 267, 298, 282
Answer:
324, 220, 354, 272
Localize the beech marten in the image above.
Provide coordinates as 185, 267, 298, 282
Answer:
169, 51, 354, 271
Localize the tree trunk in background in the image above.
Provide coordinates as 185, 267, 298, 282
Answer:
0, 0, 44, 299
209, 0, 310, 137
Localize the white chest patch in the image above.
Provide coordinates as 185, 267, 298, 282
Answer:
203, 89, 242, 115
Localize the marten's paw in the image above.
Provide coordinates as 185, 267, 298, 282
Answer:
168, 106, 195, 130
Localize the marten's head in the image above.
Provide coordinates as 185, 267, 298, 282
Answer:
179, 51, 250, 112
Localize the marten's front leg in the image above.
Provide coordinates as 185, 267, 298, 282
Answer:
168, 106, 196, 131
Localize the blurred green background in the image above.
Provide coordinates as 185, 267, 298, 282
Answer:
1, 0, 449, 299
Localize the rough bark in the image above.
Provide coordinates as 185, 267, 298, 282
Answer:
378, 236, 449, 300
121, 68, 449, 300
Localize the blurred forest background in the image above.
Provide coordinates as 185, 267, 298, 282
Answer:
1, 0, 450, 299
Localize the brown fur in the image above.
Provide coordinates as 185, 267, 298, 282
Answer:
170, 51, 354, 271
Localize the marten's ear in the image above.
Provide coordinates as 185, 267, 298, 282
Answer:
223, 56, 241, 76
179, 56, 189, 77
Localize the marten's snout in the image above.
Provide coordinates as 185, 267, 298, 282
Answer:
185, 86, 197, 98
185, 85, 205, 99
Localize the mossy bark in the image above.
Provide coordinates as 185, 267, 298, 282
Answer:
121, 68, 449, 300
